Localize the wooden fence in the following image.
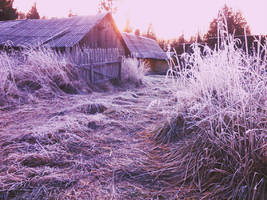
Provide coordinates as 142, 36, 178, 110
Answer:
69, 48, 122, 84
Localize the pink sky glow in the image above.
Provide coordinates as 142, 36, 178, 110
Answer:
14, 0, 267, 39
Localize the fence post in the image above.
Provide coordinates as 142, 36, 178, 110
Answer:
118, 56, 122, 81
90, 65, 94, 83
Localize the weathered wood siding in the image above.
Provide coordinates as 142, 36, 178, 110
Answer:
151, 59, 169, 73
79, 16, 127, 56
72, 48, 122, 84
78, 60, 121, 84
141, 58, 169, 74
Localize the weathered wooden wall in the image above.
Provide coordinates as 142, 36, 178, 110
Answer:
66, 15, 128, 84
71, 48, 122, 84
140, 58, 169, 74
150, 59, 169, 73
79, 15, 127, 56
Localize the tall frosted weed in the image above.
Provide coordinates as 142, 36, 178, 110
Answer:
0, 48, 78, 106
121, 58, 147, 85
151, 23, 266, 199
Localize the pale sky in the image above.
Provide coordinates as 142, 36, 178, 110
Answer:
13, 0, 267, 39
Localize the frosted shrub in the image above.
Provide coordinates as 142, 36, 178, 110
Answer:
24, 48, 72, 85
0, 48, 79, 107
121, 58, 147, 84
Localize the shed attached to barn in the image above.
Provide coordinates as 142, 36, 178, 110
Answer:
121, 33, 169, 74
0, 12, 129, 56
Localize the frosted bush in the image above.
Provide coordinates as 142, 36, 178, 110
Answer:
121, 58, 147, 84
0, 48, 78, 106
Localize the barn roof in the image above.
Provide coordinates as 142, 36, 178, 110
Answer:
0, 13, 109, 48
122, 33, 168, 60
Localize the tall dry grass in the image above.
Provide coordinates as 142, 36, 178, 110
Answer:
0, 48, 83, 107
0, 48, 145, 108
147, 32, 267, 199
121, 58, 147, 85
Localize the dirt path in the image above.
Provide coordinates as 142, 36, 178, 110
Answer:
0, 75, 176, 199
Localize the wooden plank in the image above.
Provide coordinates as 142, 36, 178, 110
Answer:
74, 48, 122, 83
118, 57, 122, 80
90, 65, 94, 83
79, 60, 120, 67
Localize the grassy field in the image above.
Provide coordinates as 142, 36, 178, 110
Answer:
0, 34, 266, 199
0, 74, 177, 199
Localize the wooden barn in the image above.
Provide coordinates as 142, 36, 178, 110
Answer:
0, 13, 130, 83
121, 33, 169, 74
0, 12, 128, 53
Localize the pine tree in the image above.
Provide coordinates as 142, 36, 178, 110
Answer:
0, 0, 18, 21
158, 39, 168, 51
123, 18, 132, 33
144, 23, 157, 40
134, 29, 140, 36
26, 2, 40, 19
205, 5, 251, 39
177, 34, 186, 44
98, 0, 117, 14
68, 9, 76, 18
17, 11, 26, 19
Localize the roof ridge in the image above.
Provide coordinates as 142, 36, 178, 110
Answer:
122, 32, 157, 42
0, 12, 109, 23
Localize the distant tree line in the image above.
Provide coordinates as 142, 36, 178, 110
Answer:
0, 0, 40, 21
119, 4, 253, 52
0, 0, 18, 20
160, 4, 252, 51
98, 0, 117, 15
205, 5, 250, 39
123, 21, 157, 41
1, 1, 257, 54
26, 2, 40, 19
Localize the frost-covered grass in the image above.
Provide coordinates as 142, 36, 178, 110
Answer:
0, 48, 147, 108
121, 58, 147, 85
0, 48, 85, 107
149, 34, 267, 199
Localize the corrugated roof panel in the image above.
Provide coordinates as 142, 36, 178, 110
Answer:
122, 33, 168, 60
6, 36, 45, 47
0, 13, 109, 48
0, 20, 24, 29
45, 33, 84, 48
71, 24, 95, 35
